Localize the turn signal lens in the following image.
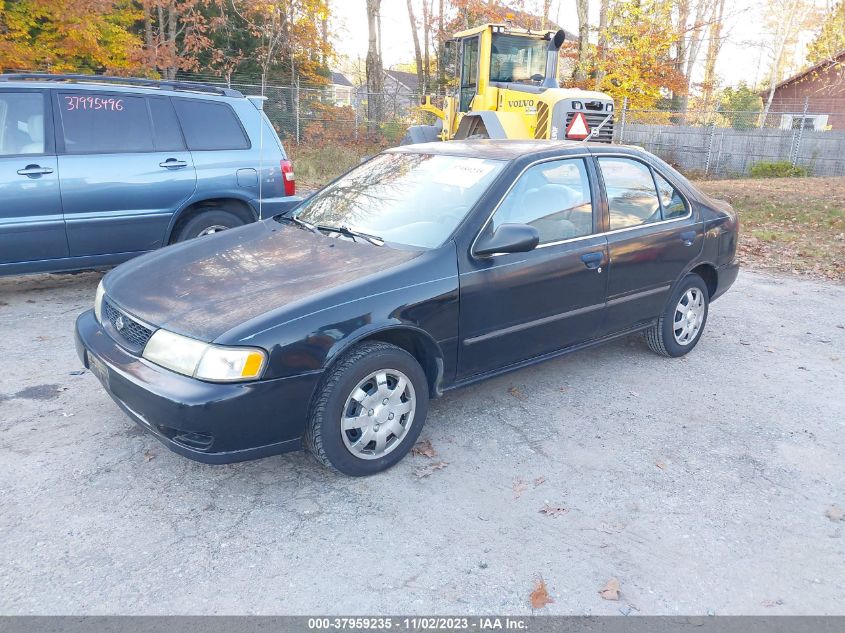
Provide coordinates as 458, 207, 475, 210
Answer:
195, 347, 266, 382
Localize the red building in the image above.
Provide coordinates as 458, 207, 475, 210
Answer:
766, 50, 845, 130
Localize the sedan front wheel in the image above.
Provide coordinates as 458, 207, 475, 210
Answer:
305, 342, 429, 476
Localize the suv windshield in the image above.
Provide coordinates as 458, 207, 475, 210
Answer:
292, 152, 505, 249
490, 34, 548, 84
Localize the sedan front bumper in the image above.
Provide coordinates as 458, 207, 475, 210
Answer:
74, 309, 321, 464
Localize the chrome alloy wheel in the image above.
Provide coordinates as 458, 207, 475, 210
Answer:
197, 225, 229, 237
341, 369, 416, 460
672, 288, 705, 345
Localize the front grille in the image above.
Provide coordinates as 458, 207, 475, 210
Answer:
103, 299, 153, 351
535, 102, 550, 139
566, 111, 614, 143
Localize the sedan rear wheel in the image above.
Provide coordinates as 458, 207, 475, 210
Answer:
305, 342, 428, 476
645, 273, 710, 358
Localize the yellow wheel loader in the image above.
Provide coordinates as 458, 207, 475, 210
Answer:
403, 23, 615, 145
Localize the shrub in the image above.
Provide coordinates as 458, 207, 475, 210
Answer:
749, 161, 809, 178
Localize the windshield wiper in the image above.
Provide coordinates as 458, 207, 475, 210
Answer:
277, 214, 321, 235
316, 224, 385, 246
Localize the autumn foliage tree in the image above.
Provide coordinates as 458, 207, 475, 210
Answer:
594, 0, 685, 110
0, 0, 142, 73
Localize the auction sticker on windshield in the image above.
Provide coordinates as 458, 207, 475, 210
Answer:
430, 158, 498, 188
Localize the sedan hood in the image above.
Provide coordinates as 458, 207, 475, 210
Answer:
104, 220, 419, 341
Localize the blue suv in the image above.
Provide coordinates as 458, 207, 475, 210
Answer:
0, 73, 299, 276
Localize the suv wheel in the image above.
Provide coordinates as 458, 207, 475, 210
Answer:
305, 342, 429, 476
175, 209, 246, 242
645, 274, 710, 357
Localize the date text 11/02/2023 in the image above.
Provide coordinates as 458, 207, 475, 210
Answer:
307, 617, 528, 630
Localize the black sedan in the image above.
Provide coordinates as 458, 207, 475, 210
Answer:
75, 140, 739, 476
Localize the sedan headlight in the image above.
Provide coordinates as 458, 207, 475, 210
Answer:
94, 280, 105, 323
142, 329, 266, 382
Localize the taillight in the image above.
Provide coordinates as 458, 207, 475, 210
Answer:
280, 159, 295, 196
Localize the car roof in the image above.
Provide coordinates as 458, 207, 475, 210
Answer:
0, 74, 243, 99
389, 139, 646, 161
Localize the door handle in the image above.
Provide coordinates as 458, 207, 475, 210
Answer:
17, 165, 53, 176
581, 251, 604, 270
680, 230, 697, 246
159, 159, 188, 169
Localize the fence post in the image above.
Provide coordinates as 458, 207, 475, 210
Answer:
791, 96, 809, 167
619, 97, 628, 144
704, 121, 716, 177
294, 79, 301, 145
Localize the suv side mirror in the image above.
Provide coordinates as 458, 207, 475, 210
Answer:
474, 224, 540, 257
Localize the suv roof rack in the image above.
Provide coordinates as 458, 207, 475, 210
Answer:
0, 73, 244, 98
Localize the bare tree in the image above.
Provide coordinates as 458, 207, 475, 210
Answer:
700, 0, 727, 114
594, 0, 610, 88
677, 0, 713, 116
366, 0, 384, 128
574, 0, 590, 84
406, 0, 425, 94
422, 0, 432, 93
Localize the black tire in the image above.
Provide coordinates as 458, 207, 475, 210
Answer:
645, 273, 710, 358
174, 209, 246, 242
305, 342, 429, 476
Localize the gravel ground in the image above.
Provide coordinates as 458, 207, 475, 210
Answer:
0, 269, 843, 615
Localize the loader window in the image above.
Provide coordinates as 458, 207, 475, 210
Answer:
460, 36, 480, 112
490, 34, 548, 84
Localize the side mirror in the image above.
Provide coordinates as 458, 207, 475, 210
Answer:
474, 224, 540, 257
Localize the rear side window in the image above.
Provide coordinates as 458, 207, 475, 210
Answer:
598, 157, 661, 230
654, 171, 688, 219
148, 97, 185, 151
58, 92, 153, 153
172, 99, 249, 150
0, 92, 45, 155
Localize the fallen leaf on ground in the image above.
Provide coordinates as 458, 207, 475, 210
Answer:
411, 439, 437, 458
530, 577, 554, 609
825, 504, 844, 522
761, 599, 783, 607
629, 390, 639, 397
539, 503, 568, 517
599, 578, 621, 601
655, 460, 667, 470
508, 385, 527, 400
533, 476, 546, 487
143, 449, 155, 462
513, 478, 528, 499
414, 461, 448, 478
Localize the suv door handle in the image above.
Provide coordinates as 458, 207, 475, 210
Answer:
680, 230, 697, 246
159, 159, 188, 169
581, 251, 604, 270
17, 165, 53, 176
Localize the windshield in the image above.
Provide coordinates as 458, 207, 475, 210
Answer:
490, 34, 548, 84
292, 152, 506, 249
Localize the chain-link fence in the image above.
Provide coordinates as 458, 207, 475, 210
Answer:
15, 68, 842, 179
617, 97, 845, 178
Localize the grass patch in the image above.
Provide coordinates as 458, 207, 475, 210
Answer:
696, 176, 845, 281
288, 145, 368, 191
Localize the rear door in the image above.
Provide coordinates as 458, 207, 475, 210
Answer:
595, 155, 703, 333
0, 89, 66, 266
55, 91, 196, 256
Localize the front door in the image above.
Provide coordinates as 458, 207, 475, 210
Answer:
595, 156, 703, 333
54, 91, 196, 256
459, 36, 480, 112
0, 90, 66, 266
458, 157, 608, 378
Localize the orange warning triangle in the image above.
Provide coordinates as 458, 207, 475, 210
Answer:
565, 112, 590, 140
